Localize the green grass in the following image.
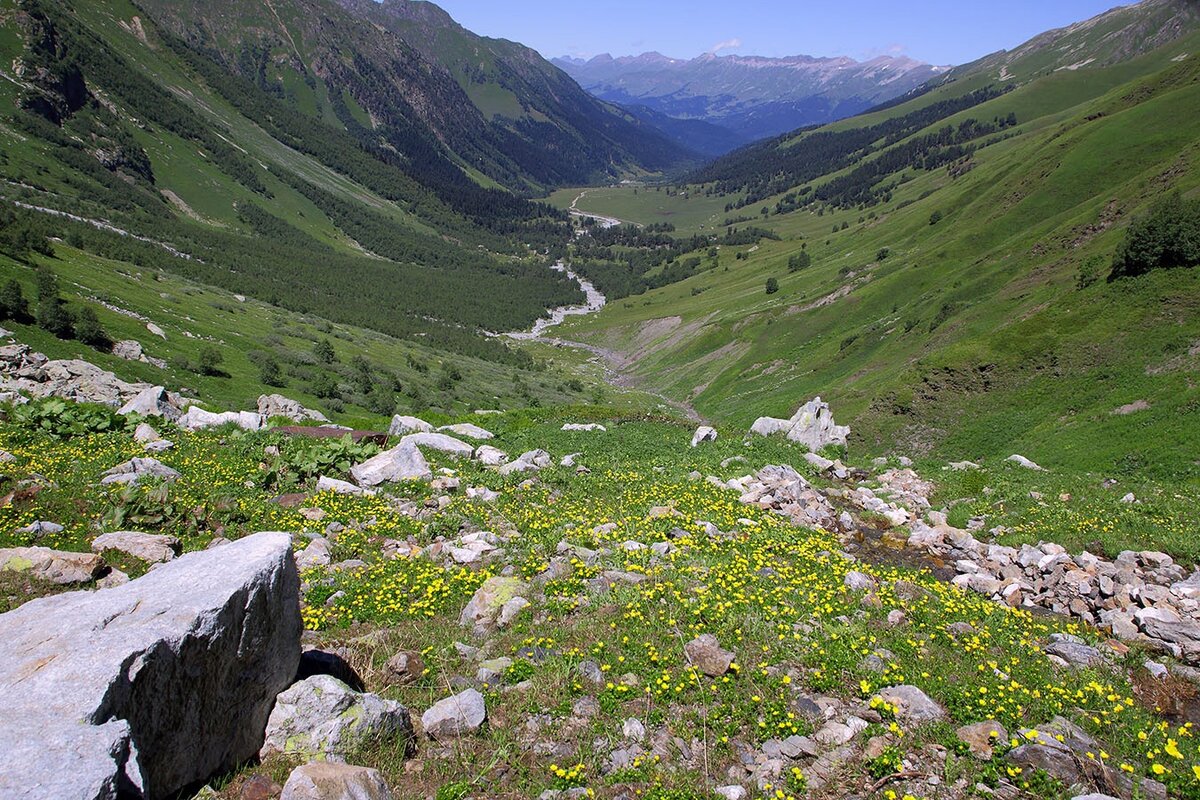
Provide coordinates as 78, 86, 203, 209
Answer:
548, 186, 732, 234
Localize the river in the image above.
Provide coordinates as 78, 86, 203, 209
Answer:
505, 263, 606, 341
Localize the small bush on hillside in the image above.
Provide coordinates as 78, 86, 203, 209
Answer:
73, 306, 112, 351
929, 210, 944, 226
197, 345, 224, 376
1110, 192, 1200, 280
0, 279, 29, 321
765, 277, 779, 295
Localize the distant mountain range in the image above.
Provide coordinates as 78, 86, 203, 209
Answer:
553, 51, 948, 153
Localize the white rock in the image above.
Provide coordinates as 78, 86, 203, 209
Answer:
281, 762, 393, 800
91, 531, 180, 564
388, 415, 433, 436
179, 406, 263, 432
691, 426, 717, 447
257, 394, 328, 424
439, 423, 494, 439
1006, 454, 1045, 471
474, 445, 509, 466
562, 423, 606, 432
261, 675, 413, 762
399, 432, 474, 458
118, 385, 181, 421
316, 476, 375, 496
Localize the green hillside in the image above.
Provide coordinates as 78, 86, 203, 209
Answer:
547, 4, 1200, 480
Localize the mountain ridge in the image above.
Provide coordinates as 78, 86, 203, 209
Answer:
554, 48, 946, 149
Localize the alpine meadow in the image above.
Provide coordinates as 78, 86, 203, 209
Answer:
0, 2, 1199, 800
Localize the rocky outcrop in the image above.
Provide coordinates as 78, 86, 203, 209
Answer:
691, 426, 717, 447
0, 532, 301, 800
0, 344, 156, 407
750, 397, 850, 451
100, 457, 181, 486
258, 394, 329, 424
399, 432, 474, 458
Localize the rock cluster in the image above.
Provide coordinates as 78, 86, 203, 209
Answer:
908, 512, 1200, 663
0, 343, 169, 408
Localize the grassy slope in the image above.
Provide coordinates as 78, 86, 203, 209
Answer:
548, 39, 1200, 481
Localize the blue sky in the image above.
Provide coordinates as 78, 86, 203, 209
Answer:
423, 0, 1128, 65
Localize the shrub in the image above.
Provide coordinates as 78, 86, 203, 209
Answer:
73, 306, 112, 351
197, 345, 224, 376
765, 277, 779, 295
929, 210, 943, 225
1110, 192, 1200, 280
0, 279, 29, 321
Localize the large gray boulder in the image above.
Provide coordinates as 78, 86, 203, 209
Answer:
350, 442, 431, 487
0, 532, 301, 800
438, 423, 494, 440
260, 675, 413, 762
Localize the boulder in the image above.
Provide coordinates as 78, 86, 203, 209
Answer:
749, 397, 849, 451
280, 763, 393, 800
179, 407, 263, 432
691, 426, 717, 447
387, 415, 433, 436
0, 532, 300, 800
684, 633, 735, 676
562, 423, 606, 432
498, 449, 553, 476
399, 432, 474, 458
260, 675, 413, 762
132, 422, 161, 443
876, 685, 946, 725
91, 531, 181, 564
420, 688, 487, 739
1006, 454, 1045, 471
100, 457, 181, 485
438, 423, 494, 439
474, 445, 509, 466
459, 576, 529, 634
111, 340, 144, 362
118, 386, 181, 421
258, 395, 329, 424
0, 546, 106, 584
350, 443, 431, 487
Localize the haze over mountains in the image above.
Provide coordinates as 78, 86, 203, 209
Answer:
554, 51, 947, 153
